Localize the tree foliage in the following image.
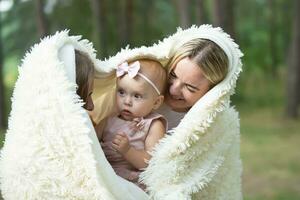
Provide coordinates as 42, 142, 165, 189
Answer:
0, 0, 296, 121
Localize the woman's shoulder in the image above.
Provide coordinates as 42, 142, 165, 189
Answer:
156, 103, 186, 130
145, 112, 168, 131
145, 112, 165, 120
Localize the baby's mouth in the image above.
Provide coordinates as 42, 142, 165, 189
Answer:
121, 109, 132, 116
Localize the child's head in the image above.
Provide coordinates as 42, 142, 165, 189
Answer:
75, 50, 95, 111
116, 58, 167, 121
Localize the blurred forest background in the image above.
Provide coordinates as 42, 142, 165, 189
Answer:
0, 0, 299, 199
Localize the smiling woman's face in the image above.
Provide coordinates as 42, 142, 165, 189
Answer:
165, 57, 211, 112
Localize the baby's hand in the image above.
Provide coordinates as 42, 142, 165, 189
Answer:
112, 132, 130, 155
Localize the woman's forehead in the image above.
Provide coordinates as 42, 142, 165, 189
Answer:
174, 57, 206, 86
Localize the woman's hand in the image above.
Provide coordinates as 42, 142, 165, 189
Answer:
112, 132, 131, 155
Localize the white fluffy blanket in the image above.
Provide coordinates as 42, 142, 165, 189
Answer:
0, 32, 148, 200
0, 25, 243, 200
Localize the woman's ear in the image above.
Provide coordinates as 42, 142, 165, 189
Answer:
153, 95, 164, 110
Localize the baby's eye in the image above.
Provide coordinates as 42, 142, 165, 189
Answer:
134, 93, 142, 99
117, 89, 125, 96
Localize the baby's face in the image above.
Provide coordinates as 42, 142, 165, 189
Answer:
116, 75, 159, 121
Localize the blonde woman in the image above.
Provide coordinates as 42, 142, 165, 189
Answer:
158, 38, 229, 129
92, 25, 243, 199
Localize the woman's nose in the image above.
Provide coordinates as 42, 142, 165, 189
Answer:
169, 79, 182, 96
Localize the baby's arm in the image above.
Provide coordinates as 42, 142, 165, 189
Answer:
112, 119, 165, 169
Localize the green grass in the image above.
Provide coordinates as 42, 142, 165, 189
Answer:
234, 69, 300, 199
240, 106, 300, 200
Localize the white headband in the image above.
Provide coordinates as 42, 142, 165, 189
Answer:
116, 61, 161, 95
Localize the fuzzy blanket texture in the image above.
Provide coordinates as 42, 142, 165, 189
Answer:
0, 25, 243, 200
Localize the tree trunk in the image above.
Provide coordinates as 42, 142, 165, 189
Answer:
90, 0, 107, 57
213, 0, 235, 38
195, 0, 205, 25
116, 0, 133, 47
268, 0, 279, 76
0, 6, 6, 130
125, 0, 133, 45
141, 0, 154, 43
174, 0, 191, 29
35, 0, 49, 37
116, 1, 126, 47
286, 0, 300, 119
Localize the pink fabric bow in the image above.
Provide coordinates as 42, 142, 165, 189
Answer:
116, 61, 140, 78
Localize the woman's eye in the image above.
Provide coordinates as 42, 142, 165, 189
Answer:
186, 85, 196, 93
170, 71, 177, 79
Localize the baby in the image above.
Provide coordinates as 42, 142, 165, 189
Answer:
97, 58, 167, 189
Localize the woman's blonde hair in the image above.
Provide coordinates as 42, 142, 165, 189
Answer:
75, 50, 95, 104
167, 38, 228, 86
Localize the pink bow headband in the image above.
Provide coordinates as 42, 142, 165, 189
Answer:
116, 61, 161, 95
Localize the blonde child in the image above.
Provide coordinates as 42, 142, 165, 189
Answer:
97, 59, 167, 189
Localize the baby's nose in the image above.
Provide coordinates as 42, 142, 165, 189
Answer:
124, 96, 132, 106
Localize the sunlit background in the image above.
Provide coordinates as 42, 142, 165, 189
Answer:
0, 0, 299, 199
